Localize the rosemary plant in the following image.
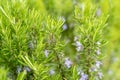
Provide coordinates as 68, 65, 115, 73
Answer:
0, 0, 111, 80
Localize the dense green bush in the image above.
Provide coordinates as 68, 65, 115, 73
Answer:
0, 0, 120, 80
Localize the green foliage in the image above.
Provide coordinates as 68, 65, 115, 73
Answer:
0, 0, 120, 80
0, 68, 8, 80
16, 70, 26, 80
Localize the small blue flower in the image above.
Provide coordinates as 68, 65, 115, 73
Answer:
16, 66, 22, 73
77, 68, 83, 75
75, 41, 83, 52
75, 41, 82, 47
80, 73, 88, 80
64, 58, 73, 68
96, 49, 101, 55
23, 66, 31, 72
49, 69, 55, 75
95, 61, 102, 68
97, 72, 103, 79
44, 50, 49, 57
76, 46, 82, 52
62, 24, 68, 31
89, 66, 98, 72
96, 8, 101, 17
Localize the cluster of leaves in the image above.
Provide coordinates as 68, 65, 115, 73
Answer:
0, 0, 110, 80
74, 1, 108, 79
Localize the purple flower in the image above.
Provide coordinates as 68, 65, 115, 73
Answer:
44, 50, 49, 57
77, 68, 83, 75
96, 8, 101, 17
95, 61, 102, 68
89, 66, 98, 72
75, 41, 83, 52
76, 46, 83, 52
75, 41, 82, 47
62, 24, 68, 31
97, 72, 103, 79
49, 69, 55, 75
89, 61, 102, 72
96, 49, 101, 55
64, 58, 73, 68
23, 66, 31, 72
80, 73, 88, 80
16, 66, 22, 73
